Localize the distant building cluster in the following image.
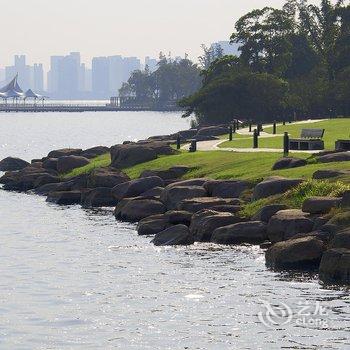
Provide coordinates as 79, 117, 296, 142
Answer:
0, 42, 238, 100
0, 53, 159, 99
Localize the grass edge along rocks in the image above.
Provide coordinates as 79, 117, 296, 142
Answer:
1, 123, 350, 286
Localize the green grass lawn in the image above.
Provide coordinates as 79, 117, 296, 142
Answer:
63, 149, 350, 183
219, 118, 350, 150
122, 150, 350, 182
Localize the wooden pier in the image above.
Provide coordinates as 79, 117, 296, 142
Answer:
0, 103, 155, 113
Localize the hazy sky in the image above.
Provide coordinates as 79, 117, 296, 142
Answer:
0, 0, 319, 69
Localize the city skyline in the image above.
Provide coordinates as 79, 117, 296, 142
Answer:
0, 40, 238, 99
0, 0, 320, 68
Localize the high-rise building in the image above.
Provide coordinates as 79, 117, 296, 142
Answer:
92, 57, 110, 96
47, 52, 83, 98
145, 57, 158, 72
33, 64, 44, 92
109, 55, 124, 93
47, 55, 64, 94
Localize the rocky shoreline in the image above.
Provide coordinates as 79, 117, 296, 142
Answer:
0, 125, 350, 286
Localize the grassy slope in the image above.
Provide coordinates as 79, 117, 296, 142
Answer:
63, 149, 350, 183
219, 118, 350, 150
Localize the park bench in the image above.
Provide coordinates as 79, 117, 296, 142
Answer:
289, 128, 325, 151
335, 139, 350, 151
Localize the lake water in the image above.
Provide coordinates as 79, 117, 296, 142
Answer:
0, 112, 349, 350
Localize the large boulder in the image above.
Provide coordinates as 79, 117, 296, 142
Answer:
319, 248, 350, 284
210, 205, 241, 214
151, 225, 194, 246
115, 197, 166, 222
211, 221, 267, 245
110, 142, 175, 168
177, 197, 240, 213
313, 169, 350, 180
266, 236, 325, 269
330, 228, 350, 249
164, 210, 193, 225
137, 215, 170, 236
34, 174, 87, 195
2, 167, 58, 191
112, 176, 164, 200
87, 167, 130, 188
302, 197, 341, 214
140, 166, 190, 180
33, 174, 60, 188
57, 155, 90, 173
160, 185, 207, 210
42, 158, 58, 171
34, 182, 63, 195
204, 180, 250, 198
46, 190, 82, 205
81, 187, 118, 207
81, 146, 109, 159
196, 126, 228, 137
0, 157, 30, 171
272, 157, 307, 170
267, 209, 315, 243
47, 148, 82, 158
190, 210, 243, 242
252, 204, 288, 223
140, 186, 164, 198
253, 177, 304, 200
316, 152, 350, 163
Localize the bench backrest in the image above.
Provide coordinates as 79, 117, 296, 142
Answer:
300, 128, 325, 139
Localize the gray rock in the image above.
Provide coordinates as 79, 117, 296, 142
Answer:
48, 148, 82, 158
140, 186, 164, 198
151, 225, 194, 246
164, 210, 192, 225
33, 174, 60, 188
161, 184, 207, 210
266, 236, 325, 269
330, 228, 350, 249
204, 180, 250, 198
81, 146, 109, 159
177, 197, 239, 213
81, 187, 118, 207
267, 209, 315, 243
57, 155, 90, 173
313, 169, 350, 179
190, 211, 243, 242
115, 197, 166, 222
210, 205, 241, 214
253, 177, 304, 200
211, 221, 267, 245
272, 157, 307, 170
319, 248, 350, 284
137, 215, 170, 236
87, 167, 130, 188
252, 204, 288, 223
302, 197, 341, 214
316, 152, 350, 163
196, 126, 228, 137
112, 176, 164, 200
110, 142, 175, 168
42, 158, 58, 171
46, 191, 82, 205
0, 157, 30, 171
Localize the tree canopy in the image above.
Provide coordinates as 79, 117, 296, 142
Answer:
180, 0, 350, 124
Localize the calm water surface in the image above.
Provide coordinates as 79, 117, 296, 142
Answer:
0, 112, 349, 350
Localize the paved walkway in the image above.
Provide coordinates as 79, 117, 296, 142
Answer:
182, 119, 326, 154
